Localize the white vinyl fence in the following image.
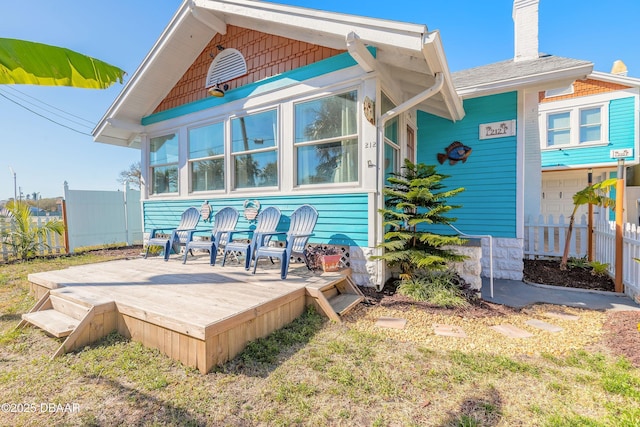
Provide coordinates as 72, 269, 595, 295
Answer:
1, 185, 142, 260
64, 183, 142, 252
524, 214, 588, 259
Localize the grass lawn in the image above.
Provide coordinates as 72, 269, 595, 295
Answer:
1, 251, 639, 426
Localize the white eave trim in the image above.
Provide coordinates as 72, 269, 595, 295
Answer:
192, 0, 427, 51
589, 71, 640, 88
456, 63, 594, 99
93, 1, 195, 142
422, 31, 465, 121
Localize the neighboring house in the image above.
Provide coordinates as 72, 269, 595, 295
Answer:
537, 69, 640, 221
93, 0, 591, 287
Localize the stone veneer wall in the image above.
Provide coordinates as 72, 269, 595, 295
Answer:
350, 238, 523, 288
480, 237, 524, 281
349, 244, 486, 290
447, 243, 482, 290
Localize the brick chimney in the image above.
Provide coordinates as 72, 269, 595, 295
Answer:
513, 0, 539, 62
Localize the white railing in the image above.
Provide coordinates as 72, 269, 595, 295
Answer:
0, 216, 66, 261
524, 214, 588, 259
594, 221, 640, 294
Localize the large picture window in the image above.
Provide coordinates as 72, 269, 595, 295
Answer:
294, 90, 358, 185
231, 109, 278, 189
150, 133, 179, 194
189, 122, 225, 192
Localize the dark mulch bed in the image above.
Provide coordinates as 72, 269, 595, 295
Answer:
523, 259, 615, 292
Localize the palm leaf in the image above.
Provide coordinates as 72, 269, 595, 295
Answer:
0, 38, 125, 88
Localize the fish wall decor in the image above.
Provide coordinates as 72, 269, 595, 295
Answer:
437, 141, 472, 165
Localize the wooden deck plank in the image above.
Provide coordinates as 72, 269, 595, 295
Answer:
22, 310, 79, 338
328, 294, 364, 315
27, 257, 349, 372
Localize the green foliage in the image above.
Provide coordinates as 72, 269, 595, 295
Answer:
373, 159, 466, 279
396, 270, 469, 308
565, 257, 609, 277
588, 261, 609, 277
0, 37, 124, 88
567, 256, 589, 269
0, 200, 64, 260
572, 178, 617, 209
561, 179, 616, 269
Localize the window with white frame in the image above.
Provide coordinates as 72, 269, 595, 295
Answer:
579, 107, 602, 143
231, 109, 278, 189
294, 90, 358, 185
189, 122, 225, 192
547, 112, 571, 146
543, 103, 606, 148
381, 92, 400, 177
150, 133, 179, 194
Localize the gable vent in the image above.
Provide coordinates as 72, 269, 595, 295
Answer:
205, 48, 247, 88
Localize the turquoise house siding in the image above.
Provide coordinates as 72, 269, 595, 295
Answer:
542, 97, 636, 168
143, 193, 369, 247
417, 92, 518, 238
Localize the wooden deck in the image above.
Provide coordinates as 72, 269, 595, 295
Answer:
24, 255, 358, 373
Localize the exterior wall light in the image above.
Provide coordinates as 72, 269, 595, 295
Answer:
208, 82, 229, 97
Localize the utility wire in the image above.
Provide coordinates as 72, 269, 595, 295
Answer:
0, 91, 92, 136
0, 88, 93, 131
4, 85, 94, 125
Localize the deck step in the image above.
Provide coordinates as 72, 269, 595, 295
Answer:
306, 276, 363, 322
22, 309, 80, 338
328, 293, 363, 315
50, 295, 91, 320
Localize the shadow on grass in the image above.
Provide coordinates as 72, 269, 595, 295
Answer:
0, 313, 22, 322
438, 387, 503, 426
79, 376, 204, 426
218, 306, 325, 378
67, 333, 205, 426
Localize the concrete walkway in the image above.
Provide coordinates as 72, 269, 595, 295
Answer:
481, 278, 640, 311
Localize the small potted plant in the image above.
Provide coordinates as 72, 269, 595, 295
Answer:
307, 245, 342, 272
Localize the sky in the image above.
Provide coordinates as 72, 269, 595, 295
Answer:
2, 0, 639, 200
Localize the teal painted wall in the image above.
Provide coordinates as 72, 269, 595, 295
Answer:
143, 193, 369, 247
417, 92, 518, 238
542, 97, 636, 168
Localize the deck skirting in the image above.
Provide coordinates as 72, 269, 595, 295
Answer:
25, 258, 334, 373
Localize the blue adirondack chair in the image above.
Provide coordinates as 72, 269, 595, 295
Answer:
183, 206, 239, 265
222, 206, 282, 270
252, 205, 318, 279
145, 207, 200, 261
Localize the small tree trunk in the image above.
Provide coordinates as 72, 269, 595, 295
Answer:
560, 214, 575, 270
